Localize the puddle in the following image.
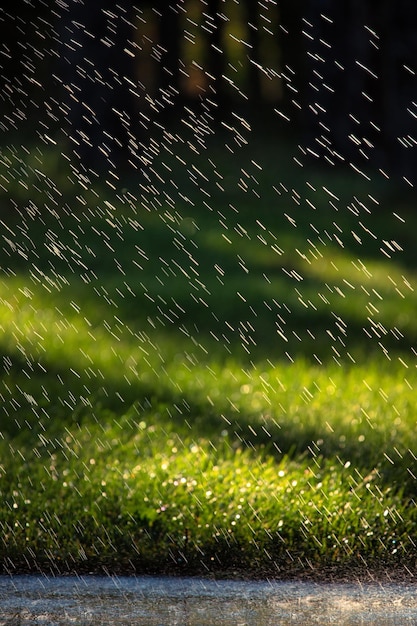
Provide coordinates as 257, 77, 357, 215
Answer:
0, 575, 416, 625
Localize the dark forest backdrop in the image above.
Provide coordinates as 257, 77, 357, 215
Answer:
1, 0, 417, 181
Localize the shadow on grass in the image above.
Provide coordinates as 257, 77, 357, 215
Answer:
1, 137, 417, 493
2, 329, 416, 496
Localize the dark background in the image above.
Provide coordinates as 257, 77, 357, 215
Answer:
1, 0, 417, 181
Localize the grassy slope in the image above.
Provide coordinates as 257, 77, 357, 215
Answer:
1, 133, 417, 579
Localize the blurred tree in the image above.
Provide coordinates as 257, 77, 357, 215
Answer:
377, 0, 417, 181
58, 0, 140, 178
2, 0, 415, 181
155, 1, 182, 119
301, 0, 417, 179
205, 0, 227, 113
278, 0, 307, 121
0, 0, 54, 131
244, 0, 262, 104
0, 2, 31, 118
301, 0, 371, 165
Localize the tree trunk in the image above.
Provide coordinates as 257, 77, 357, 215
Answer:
156, 1, 182, 119
245, 0, 262, 105
278, 0, 306, 125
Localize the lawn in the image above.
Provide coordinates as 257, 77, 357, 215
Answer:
0, 130, 417, 579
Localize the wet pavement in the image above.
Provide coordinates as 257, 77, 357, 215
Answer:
0, 574, 416, 625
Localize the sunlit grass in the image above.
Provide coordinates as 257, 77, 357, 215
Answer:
1, 139, 417, 578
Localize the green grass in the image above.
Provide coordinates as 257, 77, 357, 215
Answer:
1, 134, 417, 579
